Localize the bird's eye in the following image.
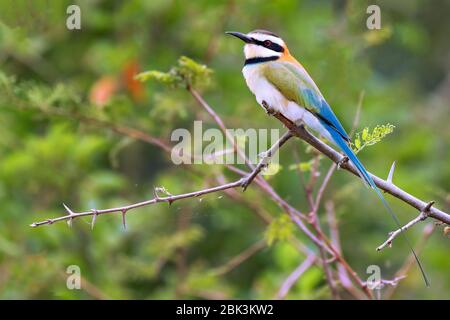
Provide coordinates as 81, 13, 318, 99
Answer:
263, 40, 272, 47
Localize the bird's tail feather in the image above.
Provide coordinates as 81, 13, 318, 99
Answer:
327, 126, 430, 286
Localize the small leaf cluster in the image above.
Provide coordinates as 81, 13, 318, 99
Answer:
135, 56, 212, 88
352, 124, 395, 153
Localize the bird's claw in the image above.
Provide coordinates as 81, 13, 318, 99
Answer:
262, 101, 276, 116
266, 108, 276, 116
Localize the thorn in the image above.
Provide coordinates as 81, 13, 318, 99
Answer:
387, 161, 396, 184
419, 201, 434, 220
121, 210, 127, 230
91, 209, 98, 230
63, 203, 74, 228
424, 201, 435, 212
62, 203, 74, 215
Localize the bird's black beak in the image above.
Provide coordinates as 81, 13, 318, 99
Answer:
225, 31, 252, 43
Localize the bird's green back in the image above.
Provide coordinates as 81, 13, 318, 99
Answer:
263, 60, 350, 141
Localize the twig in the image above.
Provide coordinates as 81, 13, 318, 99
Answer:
212, 239, 266, 276
58, 270, 109, 300
276, 253, 316, 299
325, 200, 366, 299
240, 131, 294, 190
304, 154, 339, 299
313, 163, 337, 214
363, 275, 407, 290
189, 87, 255, 170
384, 223, 435, 299
376, 201, 435, 251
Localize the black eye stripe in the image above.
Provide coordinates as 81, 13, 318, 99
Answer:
250, 38, 284, 53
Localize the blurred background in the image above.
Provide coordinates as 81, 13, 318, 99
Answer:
0, 0, 448, 299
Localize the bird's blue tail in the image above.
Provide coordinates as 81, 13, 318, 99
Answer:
326, 125, 430, 286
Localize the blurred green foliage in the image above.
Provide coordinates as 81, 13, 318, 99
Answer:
0, 0, 448, 299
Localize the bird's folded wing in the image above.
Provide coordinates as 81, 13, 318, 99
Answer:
263, 61, 350, 142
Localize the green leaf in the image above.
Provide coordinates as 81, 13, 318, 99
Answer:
361, 128, 369, 141
354, 138, 361, 150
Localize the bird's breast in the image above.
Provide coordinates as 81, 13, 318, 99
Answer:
242, 65, 288, 113
241, 65, 332, 141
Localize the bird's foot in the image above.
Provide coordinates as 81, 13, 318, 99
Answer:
262, 100, 276, 116
337, 156, 349, 170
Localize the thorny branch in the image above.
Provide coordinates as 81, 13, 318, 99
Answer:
276, 253, 317, 300
31, 179, 249, 227
30, 131, 293, 228
376, 201, 435, 251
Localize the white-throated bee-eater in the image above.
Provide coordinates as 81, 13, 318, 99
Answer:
226, 29, 428, 285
